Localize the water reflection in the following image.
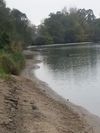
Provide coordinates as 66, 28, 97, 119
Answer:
43, 46, 97, 70
34, 44, 100, 116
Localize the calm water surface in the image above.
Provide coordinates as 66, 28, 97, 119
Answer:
34, 44, 100, 116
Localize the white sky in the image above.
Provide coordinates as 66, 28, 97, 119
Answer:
6, 0, 100, 25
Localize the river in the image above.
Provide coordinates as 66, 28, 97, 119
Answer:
34, 43, 100, 116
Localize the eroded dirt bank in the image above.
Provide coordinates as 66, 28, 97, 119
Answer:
0, 58, 100, 133
0, 76, 88, 133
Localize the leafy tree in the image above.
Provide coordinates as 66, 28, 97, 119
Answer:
36, 8, 97, 44
0, 0, 36, 49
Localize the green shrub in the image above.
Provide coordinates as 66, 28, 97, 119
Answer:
0, 52, 25, 75
0, 54, 19, 75
9, 41, 23, 53
0, 68, 6, 77
12, 52, 25, 69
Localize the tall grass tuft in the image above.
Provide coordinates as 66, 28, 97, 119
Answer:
0, 42, 25, 76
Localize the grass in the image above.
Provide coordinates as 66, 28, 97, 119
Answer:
0, 50, 25, 76
0, 68, 6, 77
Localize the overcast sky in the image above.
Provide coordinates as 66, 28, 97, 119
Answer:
6, 0, 100, 25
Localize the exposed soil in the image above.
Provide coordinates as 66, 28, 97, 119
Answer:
0, 76, 88, 133
0, 58, 100, 133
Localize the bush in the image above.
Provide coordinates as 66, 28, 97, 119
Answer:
0, 32, 10, 49
9, 41, 23, 53
0, 54, 19, 75
35, 35, 53, 45
0, 68, 6, 76
12, 52, 25, 70
0, 52, 25, 75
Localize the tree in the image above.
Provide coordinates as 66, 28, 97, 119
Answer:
0, 0, 36, 49
36, 8, 97, 44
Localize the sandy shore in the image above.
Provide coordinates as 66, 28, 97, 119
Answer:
0, 53, 100, 132
21, 57, 100, 133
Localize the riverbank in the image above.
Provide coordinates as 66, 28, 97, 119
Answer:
0, 75, 87, 133
21, 55, 100, 133
0, 52, 100, 132
27, 42, 94, 50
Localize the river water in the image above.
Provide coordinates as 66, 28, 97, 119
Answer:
34, 44, 100, 116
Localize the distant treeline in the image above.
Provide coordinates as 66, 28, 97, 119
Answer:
1, 0, 100, 48
36, 8, 100, 45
